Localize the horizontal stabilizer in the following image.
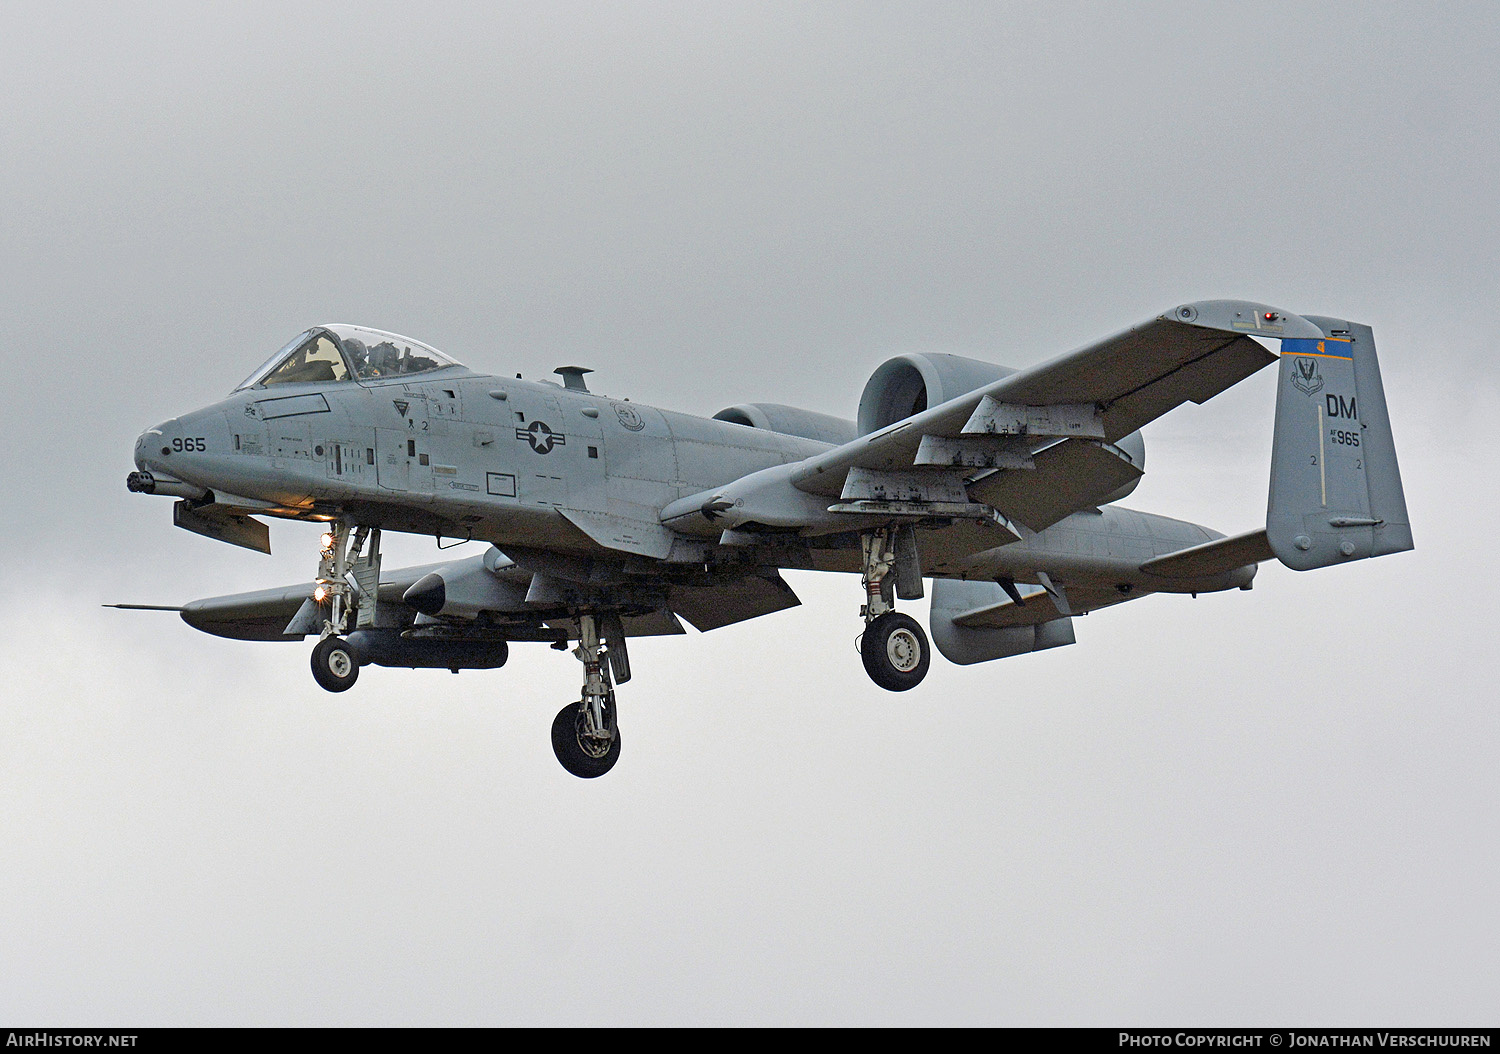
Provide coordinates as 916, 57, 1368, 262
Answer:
951, 581, 1051, 627
1140, 529, 1272, 580
937, 576, 1137, 630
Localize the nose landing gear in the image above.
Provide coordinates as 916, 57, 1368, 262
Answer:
858, 526, 931, 691
308, 521, 381, 693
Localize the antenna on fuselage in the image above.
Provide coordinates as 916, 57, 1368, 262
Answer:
553, 366, 593, 393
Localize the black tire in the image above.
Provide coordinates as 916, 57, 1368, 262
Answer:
551, 701, 621, 778
860, 611, 931, 692
311, 635, 359, 693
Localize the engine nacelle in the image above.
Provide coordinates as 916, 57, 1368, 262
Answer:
928, 579, 1076, 666
857, 353, 1017, 435
712, 403, 857, 446
1098, 429, 1146, 504
858, 352, 1146, 503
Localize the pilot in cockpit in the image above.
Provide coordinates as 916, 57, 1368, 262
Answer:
234, 325, 459, 392
367, 340, 401, 377
342, 336, 369, 375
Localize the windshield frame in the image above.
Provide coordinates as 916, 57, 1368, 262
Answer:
233, 330, 322, 392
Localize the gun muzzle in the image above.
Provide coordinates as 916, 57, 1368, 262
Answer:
126, 471, 208, 501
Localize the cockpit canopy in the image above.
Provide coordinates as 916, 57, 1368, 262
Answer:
233, 325, 462, 391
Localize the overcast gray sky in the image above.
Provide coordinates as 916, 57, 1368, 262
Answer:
1, 0, 1496, 1025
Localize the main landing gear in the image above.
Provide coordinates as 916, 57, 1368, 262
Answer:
859, 526, 930, 692
308, 520, 381, 694
552, 613, 628, 778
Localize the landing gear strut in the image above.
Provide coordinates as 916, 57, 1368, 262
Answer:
859, 525, 930, 691
308, 520, 381, 693
551, 613, 625, 778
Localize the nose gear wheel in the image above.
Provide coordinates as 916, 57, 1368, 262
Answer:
311, 635, 359, 693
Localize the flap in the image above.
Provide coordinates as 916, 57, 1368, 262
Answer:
545, 609, 688, 638
174, 500, 271, 554
967, 438, 1143, 533
669, 572, 802, 632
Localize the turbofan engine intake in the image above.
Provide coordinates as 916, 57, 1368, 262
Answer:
857, 353, 1017, 434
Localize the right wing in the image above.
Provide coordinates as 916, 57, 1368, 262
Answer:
178, 561, 451, 641
171, 555, 801, 641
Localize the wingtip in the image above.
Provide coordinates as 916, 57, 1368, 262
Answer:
1166, 300, 1324, 340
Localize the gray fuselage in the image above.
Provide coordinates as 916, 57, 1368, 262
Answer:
133, 364, 1243, 595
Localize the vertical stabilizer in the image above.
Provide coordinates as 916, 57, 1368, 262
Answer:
1268, 318, 1413, 570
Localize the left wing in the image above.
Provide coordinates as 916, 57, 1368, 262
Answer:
792, 300, 1301, 487
788, 300, 1305, 517
663, 301, 1313, 538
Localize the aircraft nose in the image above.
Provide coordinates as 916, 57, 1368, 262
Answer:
132, 409, 229, 480
134, 420, 175, 472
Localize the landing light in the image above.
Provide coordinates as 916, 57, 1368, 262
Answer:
314, 584, 329, 603
319, 531, 336, 552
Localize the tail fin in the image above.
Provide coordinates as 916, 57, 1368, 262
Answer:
1268, 318, 1413, 570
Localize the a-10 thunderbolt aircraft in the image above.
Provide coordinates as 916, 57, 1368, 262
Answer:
122, 300, 1412, 777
